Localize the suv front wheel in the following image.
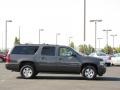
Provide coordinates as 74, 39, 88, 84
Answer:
20, 64, 36, 79
82, 66, 97, 80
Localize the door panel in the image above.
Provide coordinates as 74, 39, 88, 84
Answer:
57, 56, 81, 73
57, 47, 81, 73
38, 56, 58, 72
37, 46, 58, 72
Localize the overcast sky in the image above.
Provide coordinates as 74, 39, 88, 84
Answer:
0, 0, 120, 49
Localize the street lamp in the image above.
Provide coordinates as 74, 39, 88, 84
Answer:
84, 0, 86, 41
103, 29, 112, 46
39, 29, 44, 44
90, 19, 102, 50
2, 32, 3, 50
19, 26, 21, 43
56, 33, 60, 45
97, 38, 103, 50
110, 34, 117, 48
5, 20, 12, 50
69, 36, 72, 45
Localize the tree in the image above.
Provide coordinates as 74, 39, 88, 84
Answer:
115, 46, 120, 53
101, 45, 113, 54
14, 37, 20, 45
79, 44, 95, 55
69, 41, 75, 49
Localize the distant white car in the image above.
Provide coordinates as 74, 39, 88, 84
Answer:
89, 52, 111, 66
111, 53, 120, 65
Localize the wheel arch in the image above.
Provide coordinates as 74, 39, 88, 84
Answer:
19, 61, 36, 71
81, 63, 98, 73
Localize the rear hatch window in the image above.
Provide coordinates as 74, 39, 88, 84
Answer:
11, 46, 39, 55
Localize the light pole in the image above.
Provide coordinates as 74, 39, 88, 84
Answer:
2, 32, 3, 50
19, 26, 21, 43
56, 33, 60, 45
97, 38, 103, 50
90, 19, 102, 50
103, 29, 112, 46
39, 29, 44, 44
69, 36, 72, 45
110, 34, 117, 48
5, 20, 12, 50
84, 0, 86, 41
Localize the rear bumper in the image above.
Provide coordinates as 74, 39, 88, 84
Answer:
97, 65, 106, 76
5, 63, 19, 72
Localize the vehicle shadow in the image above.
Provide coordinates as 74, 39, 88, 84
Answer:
95, 77, 120, 81
17, 76, 120, 81
112, 65, 120, 67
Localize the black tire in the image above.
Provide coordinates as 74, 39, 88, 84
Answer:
82, 66, 97, 80
20, 64, 36, 79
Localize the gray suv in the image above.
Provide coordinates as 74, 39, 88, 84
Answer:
6, 44, 106, 80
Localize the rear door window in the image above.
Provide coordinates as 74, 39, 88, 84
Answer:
11, 46, 39, 55
41, 46, 55, 56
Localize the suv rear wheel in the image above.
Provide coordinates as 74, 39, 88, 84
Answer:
20, 64, 36, 79
82, 66, 97, 80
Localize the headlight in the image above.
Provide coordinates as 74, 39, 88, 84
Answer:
100, 61, 105, 65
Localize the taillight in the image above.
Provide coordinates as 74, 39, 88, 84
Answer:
6, 54, 10, 63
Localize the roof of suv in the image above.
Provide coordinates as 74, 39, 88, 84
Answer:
14, 44, 68, 47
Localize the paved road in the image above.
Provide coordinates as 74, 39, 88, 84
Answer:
0, 62, 120, 90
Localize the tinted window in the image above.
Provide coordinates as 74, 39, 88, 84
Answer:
41, 46, 55, 56
12, 46, 39, 54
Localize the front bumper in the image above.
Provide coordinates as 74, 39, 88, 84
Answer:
97, 65, 106, 76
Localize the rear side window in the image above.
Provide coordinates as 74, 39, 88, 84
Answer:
41, 46, 55, 56
11, 46, 39, 55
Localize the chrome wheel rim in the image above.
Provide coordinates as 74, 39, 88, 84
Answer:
85, 68, 94, 79
23, 67, 33, 78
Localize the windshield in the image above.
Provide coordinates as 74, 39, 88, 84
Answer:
114, 53, 120, 57
97, 52, 106, 56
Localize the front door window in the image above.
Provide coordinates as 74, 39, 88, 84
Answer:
59, 47, 73, 57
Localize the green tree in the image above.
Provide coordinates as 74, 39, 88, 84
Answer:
69, 41, 75, 49
101, 45, 113, 54
14, 37, 20, 45
79, 44, 94, 55
115, 46, 120, 53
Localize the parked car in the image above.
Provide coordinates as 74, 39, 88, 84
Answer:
89, 52, 111, 66
111, 53, 120, 65
6, 44, 106, 80
0, 52, 6, 62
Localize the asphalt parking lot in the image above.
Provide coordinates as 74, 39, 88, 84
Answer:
0, 61, 120, 90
